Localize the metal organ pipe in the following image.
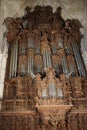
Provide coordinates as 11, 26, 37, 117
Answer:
48, 52, 52, 68
43, 50, 52, 69
61, 58, 65, 74
11, 42, 18, 78
49, 55, 52, 68
29, 57, 31, 75
42, 89, 48, 98
46, 51, 49, 68
58, 38, 63, 48
55, 65, 59, 75
27, 38, 35, 75
31, 57, 33, 73
14, 43, 16, 77
11, 48, 14, 78
29, 58, 31, 73
52, 45, 57, 54
28, 39, 34, 49
9, 48, 13, 78
23, 64, 25, 74
28, 56, 34, 75
72, 42, 81, 76
27, 57, 29, 75
72, 42, 86, 77
49, 82, 56, 98
75, 43, 86, 77
14, 41, 18, 77
12, 44, 15, 78
61, 57, 69, 75
11, 45, 14, 78
74, 42, 82, 76
22, 43, 25, 55
69, 63, 75, 75
63, 57, 69, 75
30, 58, 32, 73
43, 52, 46, 69
31, 57, 34, 73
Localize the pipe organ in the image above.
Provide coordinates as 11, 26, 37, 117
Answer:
0, 6, 87, 130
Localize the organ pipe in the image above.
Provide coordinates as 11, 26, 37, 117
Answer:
28, 57, 34, 75
20, 63, 26, 76
43, 50, 52, 69
12, 44, 15, 78
72, 42, 81, 76
28, 58, 29, 75
42, 89, 48, 99
49, 82, 56, 98
43, 52, 46, 69
10, 42, 18, 78
52, 45, 57, 54
14, 43, 16, 77
57, 88, 63, 98
73, 42, 82, 76
58, 38, 63, 48
46, 51, 49, 68
14, 41, 18, 77
28, 39, 34, 49
48, 52, 52, 68
31, 58, 33, 73
22, 43, 25, 54
61, 57, 69, 75
9, 48, 13, 78
69, 63, 75, 75
75, 44, 86, 77
72, 42, 86, 77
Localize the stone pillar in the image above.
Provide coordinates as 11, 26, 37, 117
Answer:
0, 52, 8, 98
81, 28, 87, 70
81, 0, 87, 70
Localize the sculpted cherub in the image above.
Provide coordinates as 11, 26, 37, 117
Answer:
46, 68, 55, 79
36, 73, 41, 82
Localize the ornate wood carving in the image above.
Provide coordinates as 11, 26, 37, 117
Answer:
0, 5, 87, 130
